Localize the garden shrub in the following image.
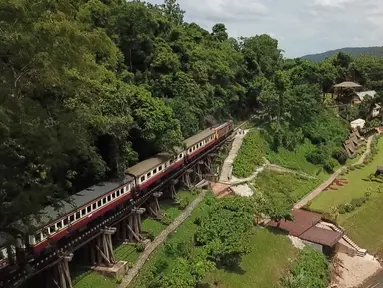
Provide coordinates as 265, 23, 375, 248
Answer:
135, 242, 146, 252
178, 197, 190, 210
337, 204, 347, 214
280, 247, 330, 288
161, 214, 173, 225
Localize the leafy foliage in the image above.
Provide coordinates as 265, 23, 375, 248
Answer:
280, 247, 330, 288
194, 197, 254, 267
232, 130, 268, 178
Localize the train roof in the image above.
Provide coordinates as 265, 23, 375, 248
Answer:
184, 128, 215, 148
125, 128, 216, 177
125, 152, 172, 177
30, 177, 134, 229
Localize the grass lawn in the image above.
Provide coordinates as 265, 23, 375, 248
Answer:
251, 170, 324, 205
309, 138, 383, 253
309, 138, 383, 213
73, 191, 196, 288
204, 227, 297, 288
267, 140, 323, 176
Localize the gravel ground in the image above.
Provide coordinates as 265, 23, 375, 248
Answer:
331, 253, 382, 288
231, 184, 254, 197
288, 235, 305, 250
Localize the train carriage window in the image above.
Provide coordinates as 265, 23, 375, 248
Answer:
107, 195, 111, 202
56, 221, 62, 229
69, 214, 75, 223
117, 190, 120, 197
170, 159, 173, 164
112, 192, 116, 199
103, 197, 107, 204
92, 203, 97, 210
158, 166, 162, 171
81, 208, 86, 216
153, 168, 157, 174
63, 218, 69, 226
49, 225, 56, 234
147, 172, 151, 178
121, 187, 125, 194
98, 200, 102, 207
76, 212, 81, 219
35, 233, 42, 243
140, 176, 145, 182
87, 206, 91, 213
179, 154, 182, 159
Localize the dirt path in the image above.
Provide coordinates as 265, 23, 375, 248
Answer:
358, 136, 373, 165
294, 136, 373, 209
118, 191, 206, 288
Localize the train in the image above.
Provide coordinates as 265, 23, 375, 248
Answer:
0, 121, 234, 270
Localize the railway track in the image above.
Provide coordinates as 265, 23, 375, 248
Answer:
1, 117, 255, 288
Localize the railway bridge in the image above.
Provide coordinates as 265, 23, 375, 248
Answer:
0, 120, 249, 288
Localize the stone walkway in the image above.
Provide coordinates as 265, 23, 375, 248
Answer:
219, 129, 249, 183
118, 191, 207, 288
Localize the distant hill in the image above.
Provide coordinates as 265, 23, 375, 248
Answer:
301, 46, 383, 62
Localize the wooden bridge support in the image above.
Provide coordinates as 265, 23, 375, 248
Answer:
121, 208, 146, 243
194, 161, 204, 182
46, 253, 73, 288
169, 179, 178, 199
181, 169, 193, 189
90, 227, 116, 267
147, 192, 163, 219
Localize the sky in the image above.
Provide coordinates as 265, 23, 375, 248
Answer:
147, 0, 383, 58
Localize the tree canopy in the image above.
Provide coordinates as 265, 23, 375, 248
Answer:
2, 0, 381, 234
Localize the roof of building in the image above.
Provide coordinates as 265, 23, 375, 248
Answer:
350, 118, 366, 129
267, 209, 322, 237
266, 209, 342, 247
356, 90, 376, 101
30, 178, 133, 229
300, 226, 343, 247
334, 81, 361, 88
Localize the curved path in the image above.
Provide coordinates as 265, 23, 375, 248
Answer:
294, 135, 373, 209
118, 191, 206, 288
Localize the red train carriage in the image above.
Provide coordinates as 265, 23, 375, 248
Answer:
0, 121, 235, 264
28, 178, 135, 255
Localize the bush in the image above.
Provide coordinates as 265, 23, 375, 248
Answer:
135, 242, 146, 252
178, 197, 190, 210
350, 198, 365, 208
337, 204, 347, 214
344, 203, 355, 213
280, 247, 330, 288
161, 214, 172, 225
306, 149, 327, 165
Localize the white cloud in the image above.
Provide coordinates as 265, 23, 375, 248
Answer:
146, 0, 383, 58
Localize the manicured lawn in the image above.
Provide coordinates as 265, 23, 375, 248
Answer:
204, 228, 297, 288
309, 138, 383, 213
309, 138, 383, 252
72, 266, 117, 288
251, 170, 324, 206
267, 140, 323, 176
340, 195, 383, 253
